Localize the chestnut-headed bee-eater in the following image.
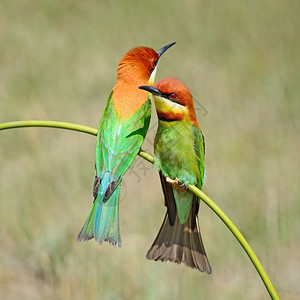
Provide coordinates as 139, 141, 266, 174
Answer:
139, 78, 211, 273
77, 43, 176, 247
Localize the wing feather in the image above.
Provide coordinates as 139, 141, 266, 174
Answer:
95, 93, 151, 198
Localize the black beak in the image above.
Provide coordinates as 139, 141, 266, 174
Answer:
139, 85, 164, 97
156, 42, 176, 58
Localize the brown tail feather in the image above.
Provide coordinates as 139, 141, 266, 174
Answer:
147, 201, 212, 273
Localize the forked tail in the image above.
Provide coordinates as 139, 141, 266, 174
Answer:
146, 201, 211, 273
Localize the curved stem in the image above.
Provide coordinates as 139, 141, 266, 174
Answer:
0, 120, 98, 136
188, 185, 278, 299
0, 120, 278, 299
138, 149, 154, 164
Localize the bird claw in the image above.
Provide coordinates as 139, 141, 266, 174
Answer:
166, 177, 180, 185
180, 182, 189, 190
166, 177, 189, 189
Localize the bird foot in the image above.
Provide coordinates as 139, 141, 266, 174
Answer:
180, 182, 189, 190
166, 177, 189, 190
166, 177, 180, 185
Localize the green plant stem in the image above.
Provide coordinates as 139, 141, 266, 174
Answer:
188, 185, 278, 299
0, 120, 98, 136
0, 120, 279, 300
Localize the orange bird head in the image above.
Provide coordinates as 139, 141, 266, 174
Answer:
139, 77, 199, 127
113, 43, 175, 119
116, 42, 175, 85
117, 47, 158, 84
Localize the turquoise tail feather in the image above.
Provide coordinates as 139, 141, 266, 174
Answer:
95, 184, 121, 247
77, 182, 121, 247
77, 201, 97, 241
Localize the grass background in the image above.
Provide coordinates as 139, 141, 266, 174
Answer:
0, 0, 299, 299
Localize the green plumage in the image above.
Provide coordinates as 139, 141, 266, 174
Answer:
148, 118, 211, 273
77, 92, 151, 246
154, 120, 205, 223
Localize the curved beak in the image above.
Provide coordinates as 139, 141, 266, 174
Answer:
156, 42, 176, 58
139, 85, 164, 97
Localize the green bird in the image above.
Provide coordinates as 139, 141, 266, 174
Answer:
77, 43, 175, 247
139, 78, 211, 273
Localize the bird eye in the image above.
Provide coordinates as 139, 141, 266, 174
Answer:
151, 61, 157, 71
169, 93, 177, 100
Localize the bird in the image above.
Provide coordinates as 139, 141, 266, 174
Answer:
77, 43, 176, 247
139, 78, 211, 273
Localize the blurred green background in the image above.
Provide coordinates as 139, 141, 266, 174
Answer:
0, 0, 299, 299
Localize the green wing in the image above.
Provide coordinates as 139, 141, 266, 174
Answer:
95, 92, 151, 198
78, 92, 151, 245
192, 125, 205, 190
